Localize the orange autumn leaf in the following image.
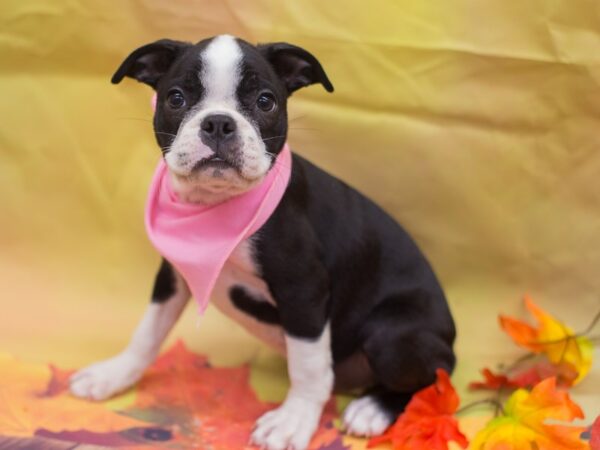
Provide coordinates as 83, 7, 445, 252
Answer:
471, 377, 589, 450
367, 369, 468, 450
499, 296, 593, 384
0, 353, 147, 437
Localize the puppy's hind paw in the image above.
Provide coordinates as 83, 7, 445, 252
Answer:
343, 395, 393, 437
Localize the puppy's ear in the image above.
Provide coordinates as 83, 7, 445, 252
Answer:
111, 39, 191, 89
258, 42, 334, 95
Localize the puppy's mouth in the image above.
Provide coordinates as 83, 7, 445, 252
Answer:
192, 155, 238, 172
185, 154, 261, 182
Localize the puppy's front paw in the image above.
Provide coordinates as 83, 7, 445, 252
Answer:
250, 397, 323, 450
69, 351, 148, 401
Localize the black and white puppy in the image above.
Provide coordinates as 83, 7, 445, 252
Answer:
70, 35, 456, 450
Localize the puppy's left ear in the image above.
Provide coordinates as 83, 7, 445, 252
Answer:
111, 39, 191, 89
258, 42, 334, 95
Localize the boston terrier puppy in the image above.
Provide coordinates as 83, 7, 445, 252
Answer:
70, 35, 456, 450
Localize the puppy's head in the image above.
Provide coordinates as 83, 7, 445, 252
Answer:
112, 35, 333, 203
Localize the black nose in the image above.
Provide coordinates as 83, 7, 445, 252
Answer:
200, 114, 236, 145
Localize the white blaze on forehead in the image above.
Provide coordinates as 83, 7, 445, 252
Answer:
200, 35, 243, 108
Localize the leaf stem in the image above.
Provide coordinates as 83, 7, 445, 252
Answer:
456, 398, 505, 416
580, 309, 600, 335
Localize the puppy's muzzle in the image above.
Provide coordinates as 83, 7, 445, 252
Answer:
194, 113, 242, 171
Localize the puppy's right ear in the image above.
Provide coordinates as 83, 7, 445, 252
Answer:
111, 39, 191, 89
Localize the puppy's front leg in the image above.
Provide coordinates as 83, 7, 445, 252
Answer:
251, 231, 333, 450
70, 259, 190, 400
251, 326, 334, 450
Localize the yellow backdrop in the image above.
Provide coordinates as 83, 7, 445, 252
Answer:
1, 0, 598, 420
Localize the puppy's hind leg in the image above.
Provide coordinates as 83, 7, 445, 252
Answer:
343, 330, 453, 437
70, 259, 190, 401
344, 297, 456, 437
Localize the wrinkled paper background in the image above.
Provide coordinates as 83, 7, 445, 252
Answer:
1, 0, 598, 420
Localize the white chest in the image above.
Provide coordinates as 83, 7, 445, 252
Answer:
210, 239, 286, 354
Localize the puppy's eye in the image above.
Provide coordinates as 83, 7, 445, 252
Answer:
167, 90, 186, 109
256, 93, 276, 112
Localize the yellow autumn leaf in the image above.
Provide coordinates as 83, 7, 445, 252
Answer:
471, 377, 589, 450
499, 296, 593, 384
0, 353, 147, 437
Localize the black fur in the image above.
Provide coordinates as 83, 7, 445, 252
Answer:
229, 286, 280, 325
120, 36, 457, 416
151, 258, 176, 303
255, 154, 456, 399
257, 42, 334, 94
112, 39, 192, 88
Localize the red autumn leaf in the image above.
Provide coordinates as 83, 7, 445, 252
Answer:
469, 368, 522, 390
510, 360, 578, 389
591, 415, 600, 450
133, 340, 342, 449
37, 364, 75, 397
470, 361, 578, 392
135, 340, 272, 429
367, 369, 468, 450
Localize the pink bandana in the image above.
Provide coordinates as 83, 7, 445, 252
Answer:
145, 146, 292, 314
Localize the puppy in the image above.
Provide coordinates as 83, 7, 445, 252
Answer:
70, 35, 456, 450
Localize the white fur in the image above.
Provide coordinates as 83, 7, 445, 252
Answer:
251, 325, 334, 450
211, 239, 286, 353
343, 395, 393, 437
70, 271, 190, 400
200, 34, 243, 109
165, 34, 271, 204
